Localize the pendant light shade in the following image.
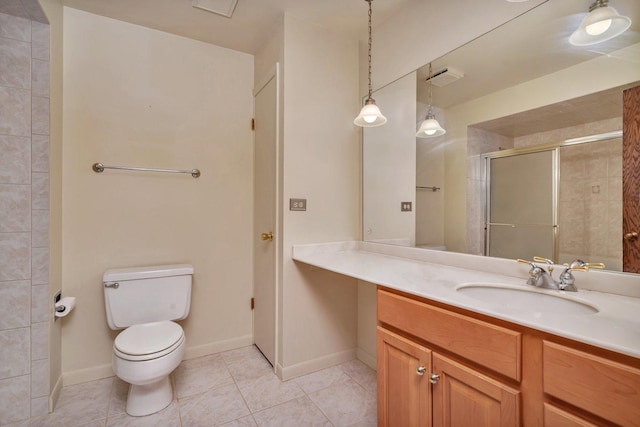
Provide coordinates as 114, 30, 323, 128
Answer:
416, 113, 446, 138
416, 63, 446, 138
569, 0, 631, 46
355, 0, 386, 128
355, 98, 387, 127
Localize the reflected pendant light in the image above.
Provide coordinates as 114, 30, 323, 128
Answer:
569, 0, 632, 46
416, 63, 446, 138
354, 0, 387, 127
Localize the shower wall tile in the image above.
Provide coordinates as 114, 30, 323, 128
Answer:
0, 13, 31, 41
0, 280, 30, 330
0, 184, 31, 232
0, 36, 31, 89
0, 135, 31, 184
0, 232, 30, 281
31, 358, 49, 398
31, 395, 49, 417
31, 284, 48, 323
31, 59, 49, 98
31, 247, 48, 285
31, 321, 48, 361
31, 172, 49, 210
31, 135, 49, 172
0, 86, 30, 136
0, 375, 30, 425
0, 1, 30, 20
21, 0, 48, 24
31, 22, 49, 61
0, 327, 31, 378
32, 209, 49, 248
31, 96, 49, 135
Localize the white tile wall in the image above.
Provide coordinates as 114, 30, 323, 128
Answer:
0, 10, 51, 424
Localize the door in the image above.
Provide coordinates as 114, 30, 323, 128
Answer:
377, 327, 432, 427
432, 353, 519, 427
253, 65, 279, 365
623, 85, 640, 273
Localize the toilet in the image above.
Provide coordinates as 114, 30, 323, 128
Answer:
103, 264, 193, 416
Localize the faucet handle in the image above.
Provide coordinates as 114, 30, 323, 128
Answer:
533, 256, 555, 275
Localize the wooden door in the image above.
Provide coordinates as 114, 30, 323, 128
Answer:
253, 65, 279, 366
432, 353, 519, 427
377, 327, 432, 427
623, 85, 640, 273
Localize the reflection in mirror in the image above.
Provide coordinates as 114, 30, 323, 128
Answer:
362, 0, 640, 273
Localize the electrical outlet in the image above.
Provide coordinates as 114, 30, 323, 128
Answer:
401, 202, 412, 212
290, 198, 307, 211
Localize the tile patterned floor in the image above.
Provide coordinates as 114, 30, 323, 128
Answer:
8, 346, 377, 427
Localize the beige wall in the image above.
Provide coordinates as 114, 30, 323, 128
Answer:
278, 14, 361, 379
61, 8, 254, 384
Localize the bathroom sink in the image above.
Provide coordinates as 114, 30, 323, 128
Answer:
455, 283, 599, 315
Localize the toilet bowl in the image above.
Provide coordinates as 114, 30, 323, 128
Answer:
112, 321, 185, 416
103, 264, 193, 416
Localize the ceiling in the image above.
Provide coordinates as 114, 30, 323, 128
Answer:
60, 0, 413, 54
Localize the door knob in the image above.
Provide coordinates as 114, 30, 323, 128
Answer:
261, 232, 274, 242
624, 232, 638, 242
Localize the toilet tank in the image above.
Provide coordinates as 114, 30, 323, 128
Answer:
103, 264, 193, 330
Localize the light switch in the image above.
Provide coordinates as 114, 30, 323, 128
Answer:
401, 202, 412, 212
290, 198, 307, 211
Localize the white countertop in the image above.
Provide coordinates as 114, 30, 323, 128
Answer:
293, 241, 640, 359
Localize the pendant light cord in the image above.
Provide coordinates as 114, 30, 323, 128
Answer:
367, 0, 373, 100
427, 62, 433, 116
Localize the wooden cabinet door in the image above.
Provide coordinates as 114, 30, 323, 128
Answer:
432, 353, 520, 427
377, 327, 432, 427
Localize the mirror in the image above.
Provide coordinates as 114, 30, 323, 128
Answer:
363, 0, 640, 273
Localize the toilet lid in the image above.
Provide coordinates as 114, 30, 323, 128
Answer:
114, 320, 183, 356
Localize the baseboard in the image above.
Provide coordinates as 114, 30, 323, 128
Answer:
183, 334, 254, 360
49, 374, 63, 412
63, 363, 114, 387
62, 335, 254, 386
276, 348, 357, 381
357, 347, 377, 371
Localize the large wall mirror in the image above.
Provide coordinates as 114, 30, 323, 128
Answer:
363, 0, 640, 274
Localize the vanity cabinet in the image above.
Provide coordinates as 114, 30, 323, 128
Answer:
377, 288, 640, 426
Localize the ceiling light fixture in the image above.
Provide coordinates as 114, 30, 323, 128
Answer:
569, 0, 632, 46
354, 0, 387, 127
416, 63, 446, 138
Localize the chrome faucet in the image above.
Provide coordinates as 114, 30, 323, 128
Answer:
516, 257, 601, 292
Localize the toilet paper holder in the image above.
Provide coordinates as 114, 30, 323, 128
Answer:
53, 291, 76, 321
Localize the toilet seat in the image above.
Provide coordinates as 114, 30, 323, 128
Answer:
114, 321, 184, 362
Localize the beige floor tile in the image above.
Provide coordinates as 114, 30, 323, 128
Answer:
222, 346, 273, 383
236, 374, 305, 413
252, 396, 332, 427
218, 416, 257, 426
294, 365, 351, 394
46, 378, 113, 427
179, 383, 250, 427
308, 378, 376, 427
340, 360, 377, 394
174, 353, 234, 399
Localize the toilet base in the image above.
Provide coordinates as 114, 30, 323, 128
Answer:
125, 376, 173, 417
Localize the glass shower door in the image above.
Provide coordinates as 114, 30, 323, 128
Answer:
485, 149, 557, 262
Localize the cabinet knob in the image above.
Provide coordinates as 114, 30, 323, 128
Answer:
416, 366, 426, 376
429, 373, 440, 384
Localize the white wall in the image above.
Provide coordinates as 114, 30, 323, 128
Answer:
278, 14, 361, 379
61, 8, 254, 384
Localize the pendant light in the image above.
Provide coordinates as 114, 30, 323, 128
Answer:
569, 0, 632, 46
416, 63, 446, 138
354, 0, 387, 127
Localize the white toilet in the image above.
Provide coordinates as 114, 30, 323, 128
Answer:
103, 264, 193, 416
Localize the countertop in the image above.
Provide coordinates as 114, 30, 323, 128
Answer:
293, 241, 640, 359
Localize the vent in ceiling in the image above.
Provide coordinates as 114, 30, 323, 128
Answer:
426, 67, 464, 87
192, 0, 239, 18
